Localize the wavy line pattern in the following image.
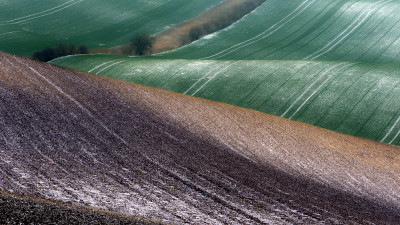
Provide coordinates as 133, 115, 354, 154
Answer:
51, 55, 400, 146
0, 0, 224, 56
304, 0, 393, 60
0, 0, 84, 26
159, 0, 400, 63
201, 0, 316, 60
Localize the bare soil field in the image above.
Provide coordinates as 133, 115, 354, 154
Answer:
0, 190, 162, 224
0, 51, 399, 224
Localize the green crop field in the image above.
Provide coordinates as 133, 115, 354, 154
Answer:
0, 0, 223, 56
50, 0, 400, 146
52, 55, 400, 146
156, 0, 400, 63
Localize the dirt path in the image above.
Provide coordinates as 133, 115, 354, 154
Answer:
90, 0, 265, 55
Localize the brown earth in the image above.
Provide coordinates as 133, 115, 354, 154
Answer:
0, 51, 400, 224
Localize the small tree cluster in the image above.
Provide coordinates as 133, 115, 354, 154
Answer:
131, 34, 153, 56
32, 44, 88, 62
121, 34, 153, 56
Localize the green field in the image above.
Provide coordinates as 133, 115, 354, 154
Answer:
49, 0, 400, 146
156, 0, 400, 63
0, 0, 223, 56
52, 55, 400, 145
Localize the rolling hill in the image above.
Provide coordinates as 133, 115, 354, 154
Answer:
0, 190, 162, 224
157, 0, 400, 62
51, 0, 400, 146
2, 52, 400, 224
0, 0, 223, 56
52, 55, 400, 146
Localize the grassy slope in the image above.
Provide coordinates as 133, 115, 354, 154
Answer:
52, 55, 400, 146
51, 0, 400, 146
0, 0, 223, 56
157, 0, 400, 62
2, 51, 400, 224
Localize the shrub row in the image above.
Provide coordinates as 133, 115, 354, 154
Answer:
32, 44, 88, 62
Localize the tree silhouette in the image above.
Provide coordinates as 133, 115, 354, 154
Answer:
131, 34, 152, 55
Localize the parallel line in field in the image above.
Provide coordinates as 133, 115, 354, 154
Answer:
274, 0, 361, 60
288, 63, 357, 120
376, 34, 400, 62
2, 0, 76, 23
173, 164, 272, 223
191, 61, 240, 96
96, 60, 126, 74
183, 61, 229, 95
343, 2, 400, 61
332, 0, 397, 61
201, 0, 316, 60
256, 62, 319, 111
293, 64, 356, 121
0, 0, 84, 25
354, 79, 400, 137
371, 11, 400, 61
333, 78, 382, 132
380, 95, 400, 143
236, 63, 289, 106
243, 0, 340, 60
28, 66, 128, 146
0, 166, 28, 190
281, 62, 348, 118
389, 124, 400, 144
382, 109, 400, 143
159, 62, 205, 93
314, 66, 369, 126
305, 0, 392, 60
0, 31, 19, 36
304, 0, 390, 60
88, 60, 119, 73
28, 60, 255, 220
104, 171, 180, 219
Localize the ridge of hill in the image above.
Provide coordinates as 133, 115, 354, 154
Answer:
0, 0, 223, 56
158, 0, 400, 63
52, 55, 400, 146
88, 0, 266, 56
2, 51, 400, 224
52, 0, 400, 147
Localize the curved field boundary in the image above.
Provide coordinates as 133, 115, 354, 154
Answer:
52, 55, 400, 146
157, 0, 400, 63
0, 0, 223, 56
3, 52, 400, 223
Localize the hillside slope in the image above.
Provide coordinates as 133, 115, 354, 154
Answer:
2, 52, 400, 224
51, 0, 400, 146
0, 0, 223, 56
159, 0, 400, 62
0, 190, 162, 224
52, 55, 400, 146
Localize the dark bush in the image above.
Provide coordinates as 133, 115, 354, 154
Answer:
131, 34, 152, 56
189, 26, 205, 41
32, 44, 89, 62
79, 45, 88, 54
